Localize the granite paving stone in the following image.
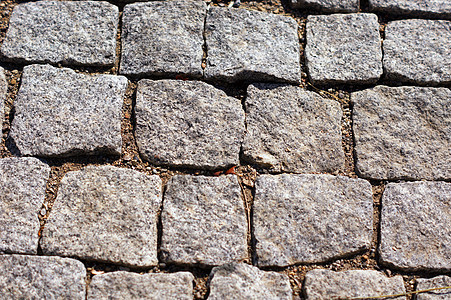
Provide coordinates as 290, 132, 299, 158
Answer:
290, 0, 359, 12
369, 0, 451, 19
9, 64, 127, 157
254, 174, 373, 267
161, 175, 248, 267
379, 181, 451, 272
135, 79, 244, 170
0, 67, 6, 119
205, 7, 300, 83
304, 269, 405, 299
352, 86, 451, 180
416, 276, 451, 300
40, 166, 162, 267
88, 271, 194, 300
305, 13, 382, 85
0, 1, 118, 66
0, 254, 86, 299
383, 19, 451, 86
242, 83, 344, 173
120, 0, 206, 77
0, 157, 50, 255
208, 262, 292, 300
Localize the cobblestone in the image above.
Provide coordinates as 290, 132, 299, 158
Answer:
369, 0, 451, 19
0, 157, 50, 255
416, 276, 451, 300
290, 0, 359, 12
0, 67, 6, 119
1, 1, 118, 66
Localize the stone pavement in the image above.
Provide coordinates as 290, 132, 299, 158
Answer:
0, 0, 450, 299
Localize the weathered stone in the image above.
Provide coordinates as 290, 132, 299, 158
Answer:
0, 254, 86, 299
0, 67, 6, 119
0, 157, 50, 254
304, 269, 405, 299
41, 166, 162, 267
380, 181, 451, 272
9, 64, 127, 157
208, 263, 292, 300
383, 19, 451, 86
290, 0, 358, 12
120, 1, 205, 77
135, 80, 244, 170
305, 13, 382, 85
352, 86, 451, 180
254, 174, 373, 267
205, 7, 300, 83
88, 271, 194, 300
243, 83, 344, 173
0, 1, 118, 66
416, 276, 451, 300
369, 0, 451, 19
161, 175, 248, 267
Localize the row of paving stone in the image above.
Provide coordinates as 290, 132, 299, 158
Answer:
1, 255, 450, 299
1, 1, 450, 86
1, 65, 449, 180
1, 157, 450, 271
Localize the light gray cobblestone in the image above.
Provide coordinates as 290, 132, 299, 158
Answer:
369, 0, 451, 19
416, 276, 451, 300
290, 0, 359, 12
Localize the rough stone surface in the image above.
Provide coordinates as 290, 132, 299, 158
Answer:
0, 158, 50, 255
9, 64, 127, 157
0, 254, 86, 299
0, 1, 118, 66
209, 263, 292, 300
380, 181, 451, 272
352, 86, 451, 180
242, 84, 344, 173
290, 0, 359, 12
369, 0, 451, 19
254, 174, 373, 267
0, 67, 6, 119
41, 166, 162, 267
205, 7, 300, 83
135, 80, 244, 170
383, 19, 451, 86
304, 269, 405, 299
88, 271, 194, 300
161, 175, 248, 267
120, 1, 205, 77
416, 276, 451, 300
305, 13, 382, 85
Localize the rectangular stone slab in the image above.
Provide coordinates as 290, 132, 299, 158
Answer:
352, 85, 451, 180
0, 254, 86, 299
0, 1, 119, 66
254, 174, 373, 267
0, 157, 50, 255
9, 64, 127, 157
369, 0, 451, 19
380, 181, 451, 272
416, 276, 451, 300
290, 0, 359, 12
40, 166, 162, 267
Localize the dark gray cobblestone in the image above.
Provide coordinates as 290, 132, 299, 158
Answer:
369, 0, 451, 19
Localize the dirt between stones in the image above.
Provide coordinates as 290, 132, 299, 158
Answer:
0, 0, 446, 299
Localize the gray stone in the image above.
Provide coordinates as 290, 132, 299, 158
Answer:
41, 166, 162, 267
0, 254, 86, 299
88, 271, 194, 300
9, 64, 127, 157
352, 86, 451, 180
205, 7, 300, 83
254, 174, 373, 267
0, 1, 118, 66
135, 80, 244, 170
416, 276, 451, 300
0, 67, 6, 119
242, 83, 344, 173
290, 0, 359, 12
161, 175, 248, 267
383, 19, 451, 86
120, 1, 205, 77
305, 13, 382, 85
0, 158, 50, 254
208, 263, 292, 300
369, 0, 451, 19
304, 269, 405, 299
380, 181, 451, 272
